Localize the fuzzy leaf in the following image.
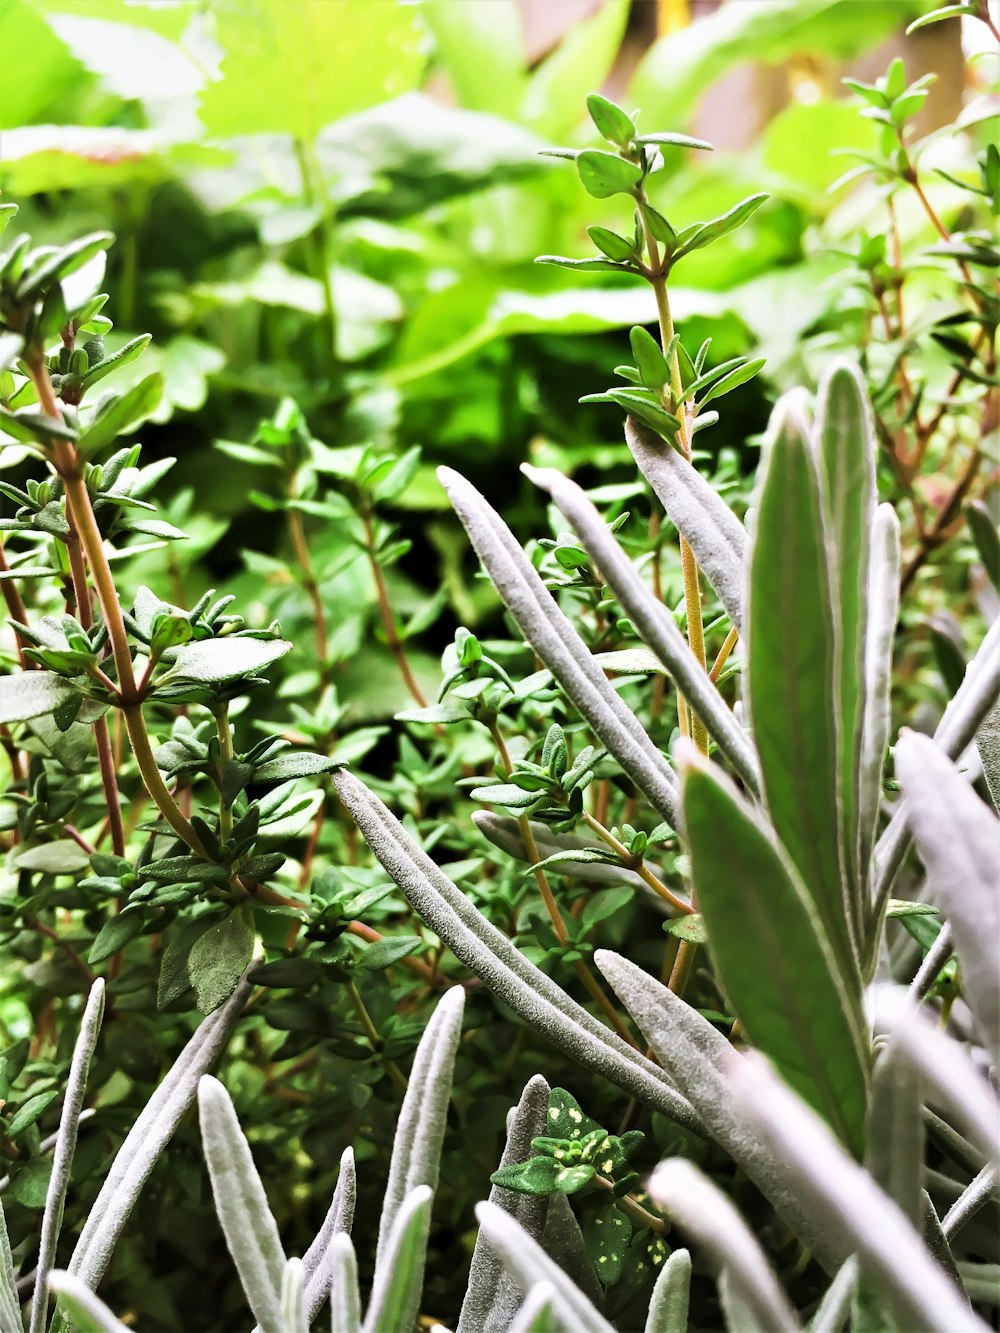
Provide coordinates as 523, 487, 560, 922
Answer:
645, 1248, 692, 1333
252, 752, 339, 782
683, 762, 868, 1156
77, 372, 163, 459
48, 1272, 131, 1333
363, 1187, 433, 1333
167, 636, 291, 683
189, 908, 255, 1014
0, 671, 77, 724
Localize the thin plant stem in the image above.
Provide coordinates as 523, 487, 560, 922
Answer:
294, 136, 338, 373
286, 494, 329, 673
708, 624, 739, 683
362, 506, 427, 707
214, 704, 234, 842
345, 979, 408, 1092
579, 810, 692, 914
0, 541, 33, 670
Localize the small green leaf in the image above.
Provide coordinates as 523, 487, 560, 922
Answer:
906, 4, 978, 33
586, 226, 635, 262
583, 1205, 632, 1285
885, 900, 939, 919
357, 936, 421, 972
575, 150, 642, 199
470, 783, 542, 810
697, 357, 766, 407
14, 839, 91, 874
966, 500, 999, 590
6, 1090, 59, 1137
0, 407, 76, 444
17, 232, 112, 297
0, 671, 78, 724
643, 205, 676, 249
629, 326, 670, 391
252, 752, 339, 782
664, 914, 708, 944
634, 132, 713, 152
88, 911, 146, 964
545, 1088, 600, 1141
248, 958, 323, 988
490, 1156, 562, 1195
167, 636, 291, 683
535, 255, 632, 273
672, 193, 768, 263
188, 908, 255, 1014
77, 372, 164, 459
586, 94, 635, 148
80, 334, 151, 392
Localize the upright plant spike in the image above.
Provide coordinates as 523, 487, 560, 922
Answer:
375, 986, 465, 1268
649, 1159, 800, 1330
197, 1075, 287, 1333
280, 1257, 308, 1333
438, 466, 683, 829
643, 1246, 691, 1333
30, 978, 105, 1333
747, 391, 860, 987
301, 1147, 356, 1325
362, 1186, 433, 1333
328, 1234, 361, 1333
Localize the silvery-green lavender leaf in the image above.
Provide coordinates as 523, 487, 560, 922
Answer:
871, 618, 1000, 929
540, 1194, 602, 1312
459, 1075, 551, 1333
923, 1191, 965, 1293
866, 1044, 924, 1227
858, 505, 900, 886
472, 811, 656, 894
942, 1165, 998, 1241
523, 464, 759, 792
474, 1202, 615, 1333
47, 1272, 130, 1333
644, 1246, 691, 1333
681, 760, 867, 1157
0, 1197, 19, 1333
976, 701, 1000, 812
30, 978, 105, 1333
328, 1234, 361, 1333
815, 360, 876, 933
376, 987, 464, 1268
69, 968, 252, 1291
362, 1186, 432, 1333
808, 1260, 857, 1333
649, 1159, 800, 1331
894, 732, 1000, 1065
301, 1147, 356, 1326
332, 771, 702, 1135
198, 1075, 286, 1333
731, 1053, 989, 1333
747, 393, 859, 985
594, 949, 845, 1272
875, 989, 999, 1164
625, 417, 747, 630
509, 1284, 556, 1333
716, 1269, 769, 1333
909, 923, 954, 1003
438, 466, 681, 828
280, 1258, 307, 1333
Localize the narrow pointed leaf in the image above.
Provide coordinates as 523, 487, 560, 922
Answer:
77, 372, 163, 459
301, 1148, 356, 1325
474, 1202, 615, 1333
748, 394, 859, 984
362, 1187, 432, 1333
30, 980, 105, 1333
644, 1247, 691, 1333
524, 464, 759, 791
866, 1045, 923, 1227
198, 1075, 286, 1333
47, 1273, 130, 1333
682, 763, 867, 1156
893, 732, 1000, 1066
0, 1197, 19, 1333
815, 361, 876, 931
859, 505, 900, 879
439, 467, 681, 826
650, 1159, 800, 1330
732, 1054, 987, 1333
626, 418, 746, 630
280, 1258, 307, 1333
328, 1234, 361, 1333
376, 988, 464, 1267
510, 1284, 556, 1333
332, 771, 701, 1134
673, 193, 768, 260
459, 1076, 552, 1333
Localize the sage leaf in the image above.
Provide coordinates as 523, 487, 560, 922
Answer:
682, 762, 868, 1157
198, 1075, 286, 1333
748, 393, 859, 985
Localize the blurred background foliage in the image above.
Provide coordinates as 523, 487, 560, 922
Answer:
0, 1, 997, 1327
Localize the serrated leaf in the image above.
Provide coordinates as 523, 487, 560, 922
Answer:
683, 762, 868, 1158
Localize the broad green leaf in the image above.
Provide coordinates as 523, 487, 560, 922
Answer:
575, 150, 642, 199
199, 0, 426, 140
14, 839, 91, 875
7, 1090, 59, 1137
815, 361, 875, 937
166, 636, 291, 683
582, 1206, 631, 1283
0, 671, 77, 724
748, 396, 859, 985
188, 909, 255, 1014
683, 763, 868, 1157
77, 372, 163, 459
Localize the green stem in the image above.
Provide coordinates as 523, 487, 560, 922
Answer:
579, 811, 691, 915
294, 136, 338, 374
345, 979, 408, 1092
214, 703, 234, 842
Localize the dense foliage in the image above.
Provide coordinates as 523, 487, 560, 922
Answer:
0, 1, 997, 1330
